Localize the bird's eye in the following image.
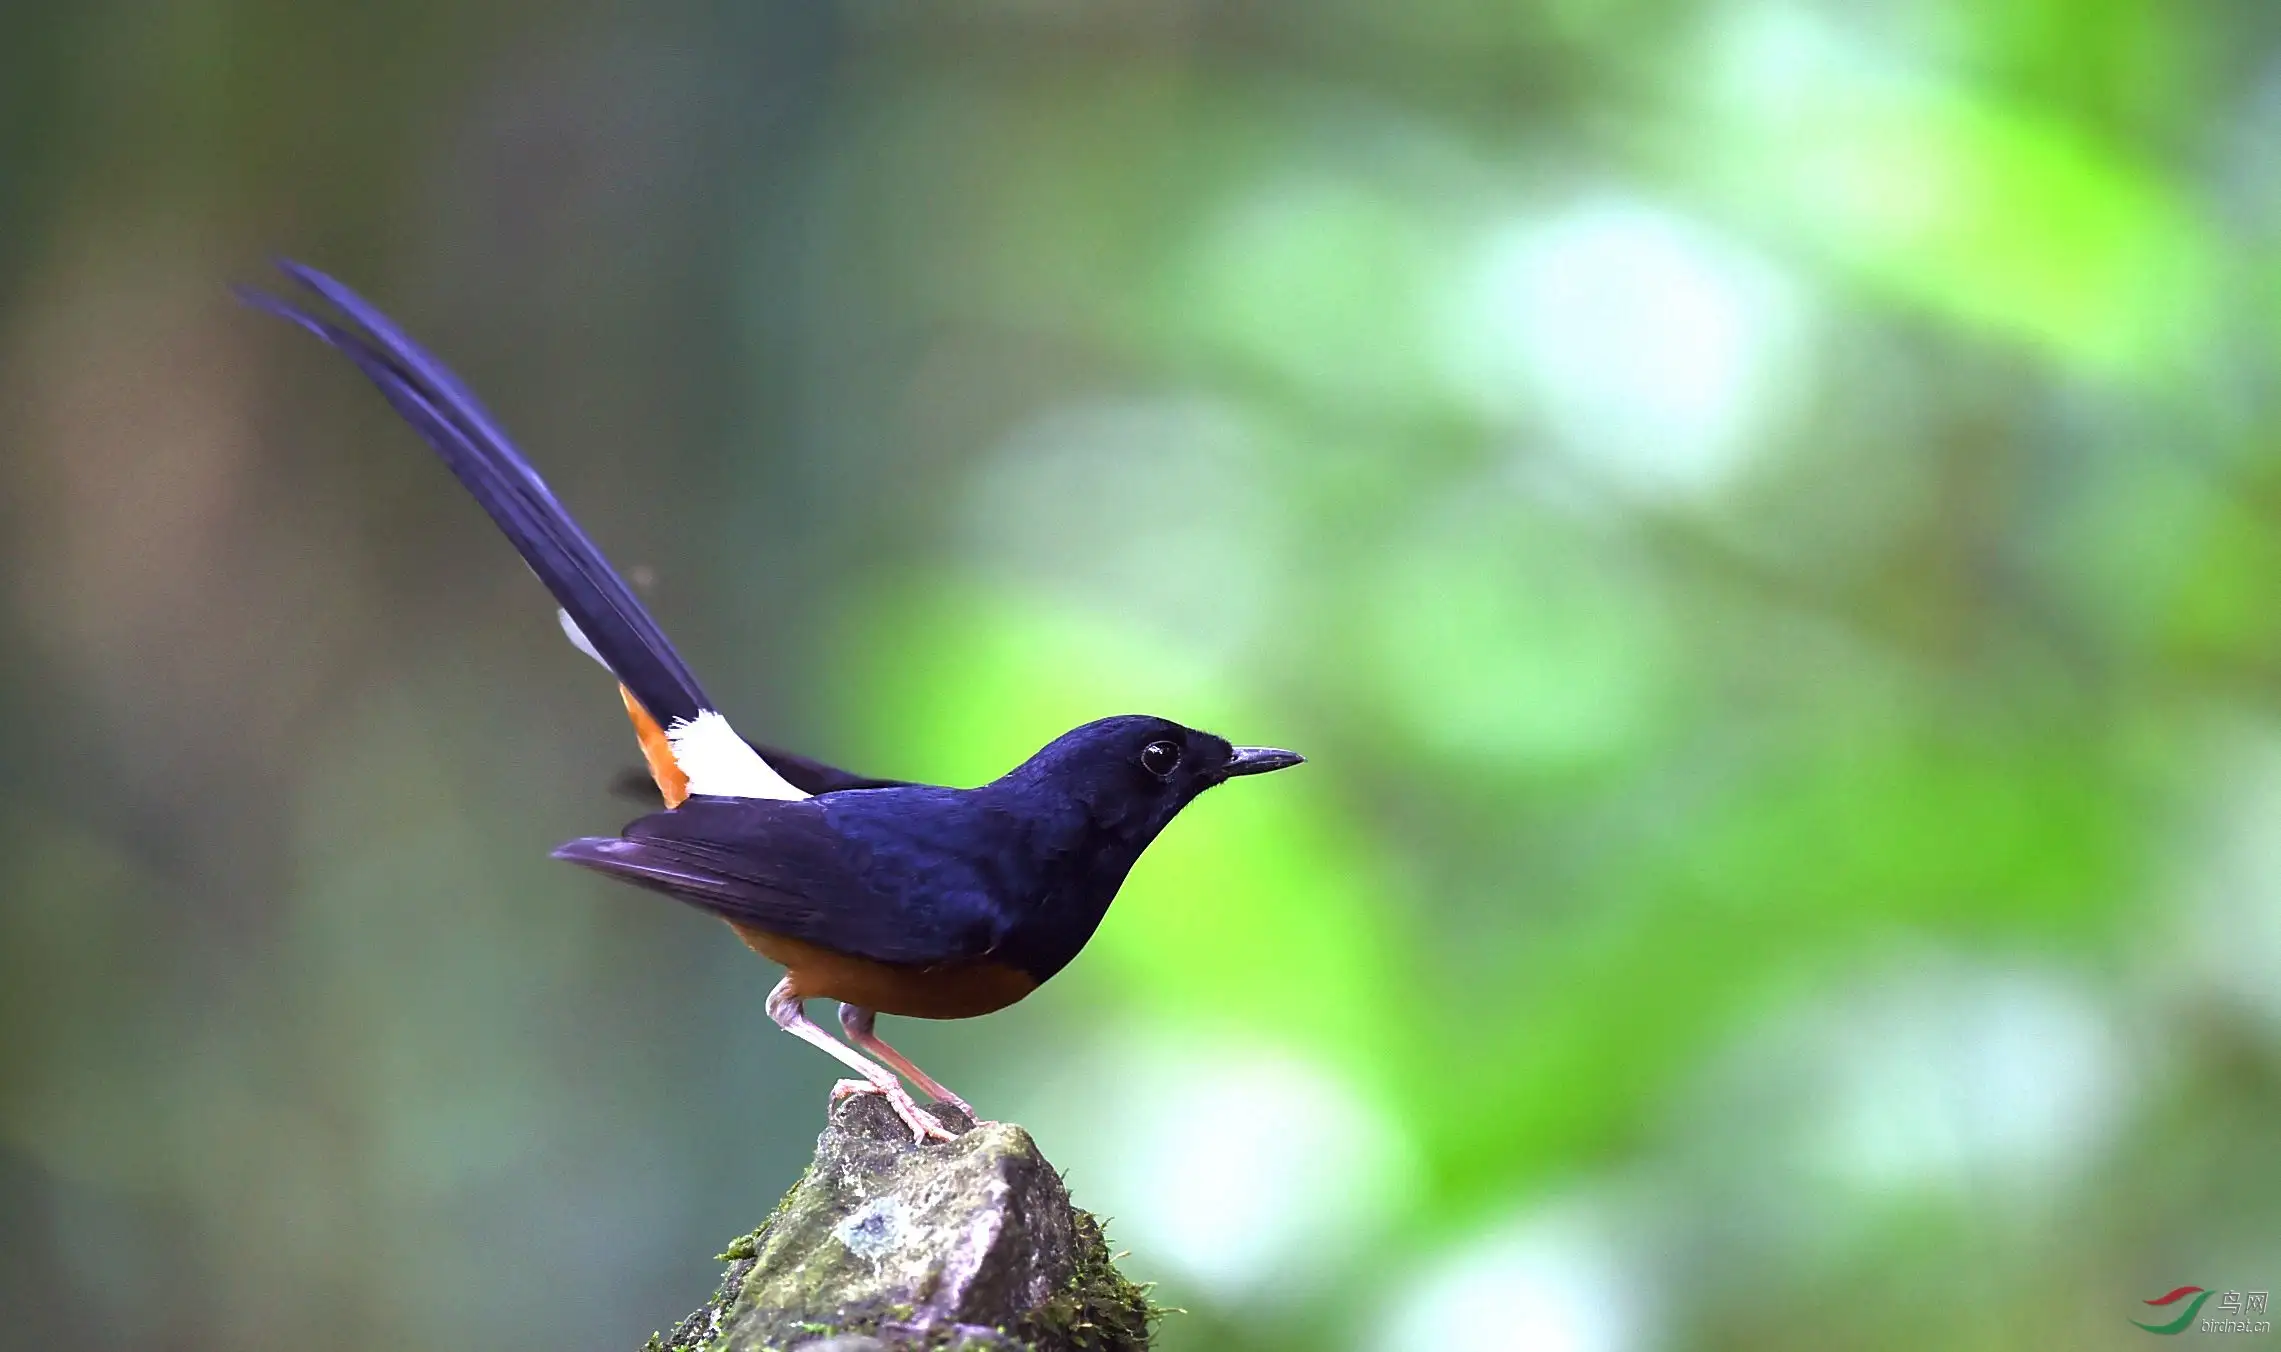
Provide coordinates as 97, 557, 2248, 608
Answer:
1139, 740, 1182, 779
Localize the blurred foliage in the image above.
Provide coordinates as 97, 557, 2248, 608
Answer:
7, 2, 2281, 1351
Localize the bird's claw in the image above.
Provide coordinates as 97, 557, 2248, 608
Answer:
830, 1077, 958, 1143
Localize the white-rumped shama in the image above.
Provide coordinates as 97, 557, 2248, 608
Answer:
245, 262, 1304, 1142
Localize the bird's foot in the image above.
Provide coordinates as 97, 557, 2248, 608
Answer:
829, 1077, 958, 1143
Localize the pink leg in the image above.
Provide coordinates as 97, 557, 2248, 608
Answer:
839, 1004, 980, 1120
765, 978, 954, 1143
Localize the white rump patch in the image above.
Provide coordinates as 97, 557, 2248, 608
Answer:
667, 710, 810, 801
554, 609, 804, 802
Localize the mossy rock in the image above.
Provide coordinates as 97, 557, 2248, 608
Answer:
644, 1096, 1152, 1351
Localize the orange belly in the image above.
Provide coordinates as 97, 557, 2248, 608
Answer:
729, 922, 1038, 1019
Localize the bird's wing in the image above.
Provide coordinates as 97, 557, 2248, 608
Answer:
552, 796, 1001, 966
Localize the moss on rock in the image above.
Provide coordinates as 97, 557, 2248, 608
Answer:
642, 1096, 1153, 1352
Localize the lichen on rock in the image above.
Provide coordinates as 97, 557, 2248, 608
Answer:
642, 1096, 1153, 1352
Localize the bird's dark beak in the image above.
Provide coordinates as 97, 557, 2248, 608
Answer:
1223, 746, 1305, 777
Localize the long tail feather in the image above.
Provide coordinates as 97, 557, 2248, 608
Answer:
240, 262, 711, 731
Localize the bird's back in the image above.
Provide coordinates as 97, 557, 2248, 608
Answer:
817, 780, 1139, 984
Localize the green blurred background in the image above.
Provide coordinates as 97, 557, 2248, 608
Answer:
4, 2, 2278, 1349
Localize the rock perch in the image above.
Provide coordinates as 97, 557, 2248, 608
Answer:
641, 1096, 1154, 1351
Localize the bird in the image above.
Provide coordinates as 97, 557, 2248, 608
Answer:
243, 261, 1304, 1142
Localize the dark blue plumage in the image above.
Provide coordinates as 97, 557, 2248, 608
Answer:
242, 263, 901, 797
556, 715, 1297, 985
248, 260, 1302, 1140
240, 262, 713, 732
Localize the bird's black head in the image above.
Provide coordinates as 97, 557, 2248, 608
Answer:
978, 715, 1302, 987
998, 714, 1304, 844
